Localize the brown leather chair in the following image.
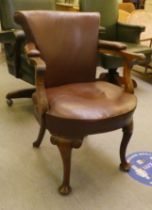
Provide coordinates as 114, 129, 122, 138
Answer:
15, 11, 142, 195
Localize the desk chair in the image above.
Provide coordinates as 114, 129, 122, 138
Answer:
79, 0, 152, 85
0, 0, 55, 105
127, 10, 152, 74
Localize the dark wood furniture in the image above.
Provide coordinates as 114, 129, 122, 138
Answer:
15, 11, 143, 195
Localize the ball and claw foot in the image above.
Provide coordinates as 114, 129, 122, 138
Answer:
59, 184, 72, 195
33, 141, 40, 148
7, 99, 13, 106
120, 162, 131, 172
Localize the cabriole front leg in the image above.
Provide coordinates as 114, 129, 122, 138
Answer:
51, 136, 83, 195
120, 121, 133, 172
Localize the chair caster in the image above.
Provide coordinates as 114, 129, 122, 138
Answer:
33, 141, 40, 148
59, 184, 72, 195
120, 162, 131, 172
7, 99, 13, 106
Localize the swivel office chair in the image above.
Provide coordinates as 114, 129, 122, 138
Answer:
79, 0, 152, 85
0, 0, 55, 105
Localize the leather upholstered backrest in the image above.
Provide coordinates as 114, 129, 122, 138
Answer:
79, 0, 119, 40
0, 0, 55, 30
15, 11, 100, 88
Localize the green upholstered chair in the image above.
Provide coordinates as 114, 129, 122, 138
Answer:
0, 0, 55, 105
79, 0, 152, 85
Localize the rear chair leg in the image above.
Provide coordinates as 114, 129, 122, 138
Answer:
51, 136, 83, 195
120, 121, 133, 172
33, 122, 46, 148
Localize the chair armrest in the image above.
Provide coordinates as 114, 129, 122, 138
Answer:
0, 29, 25, 43
24, 42, 41, 57
140, 37, 152, 47
98, 41, 145, 93
141, 37, 152, 42
121, 50, 145, 93
31, 57, 49, 115
26, 43, 48, 114
116, 22, 145, 43
14, 29, 26, 41
98, 40, 127, 51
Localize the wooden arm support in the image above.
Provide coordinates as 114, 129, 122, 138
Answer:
25, 43, 49, 115
98, 40, 145, 93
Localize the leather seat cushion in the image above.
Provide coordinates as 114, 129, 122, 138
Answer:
45, 81, 137, 121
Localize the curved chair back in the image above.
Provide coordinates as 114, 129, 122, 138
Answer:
15, 11, 100, 87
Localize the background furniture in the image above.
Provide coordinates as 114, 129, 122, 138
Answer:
127, 10, 152, 73
127, 10, 152, 44
145, 0, 152, 12
56, 2, 79, 11
119, 2, 136, 13
0, 0, 55, 105
118, 2, 135, 22
15, 10, 143, 195
118, 9, 130, 23
79, 0, 152, 86
123, 0, 145, 9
